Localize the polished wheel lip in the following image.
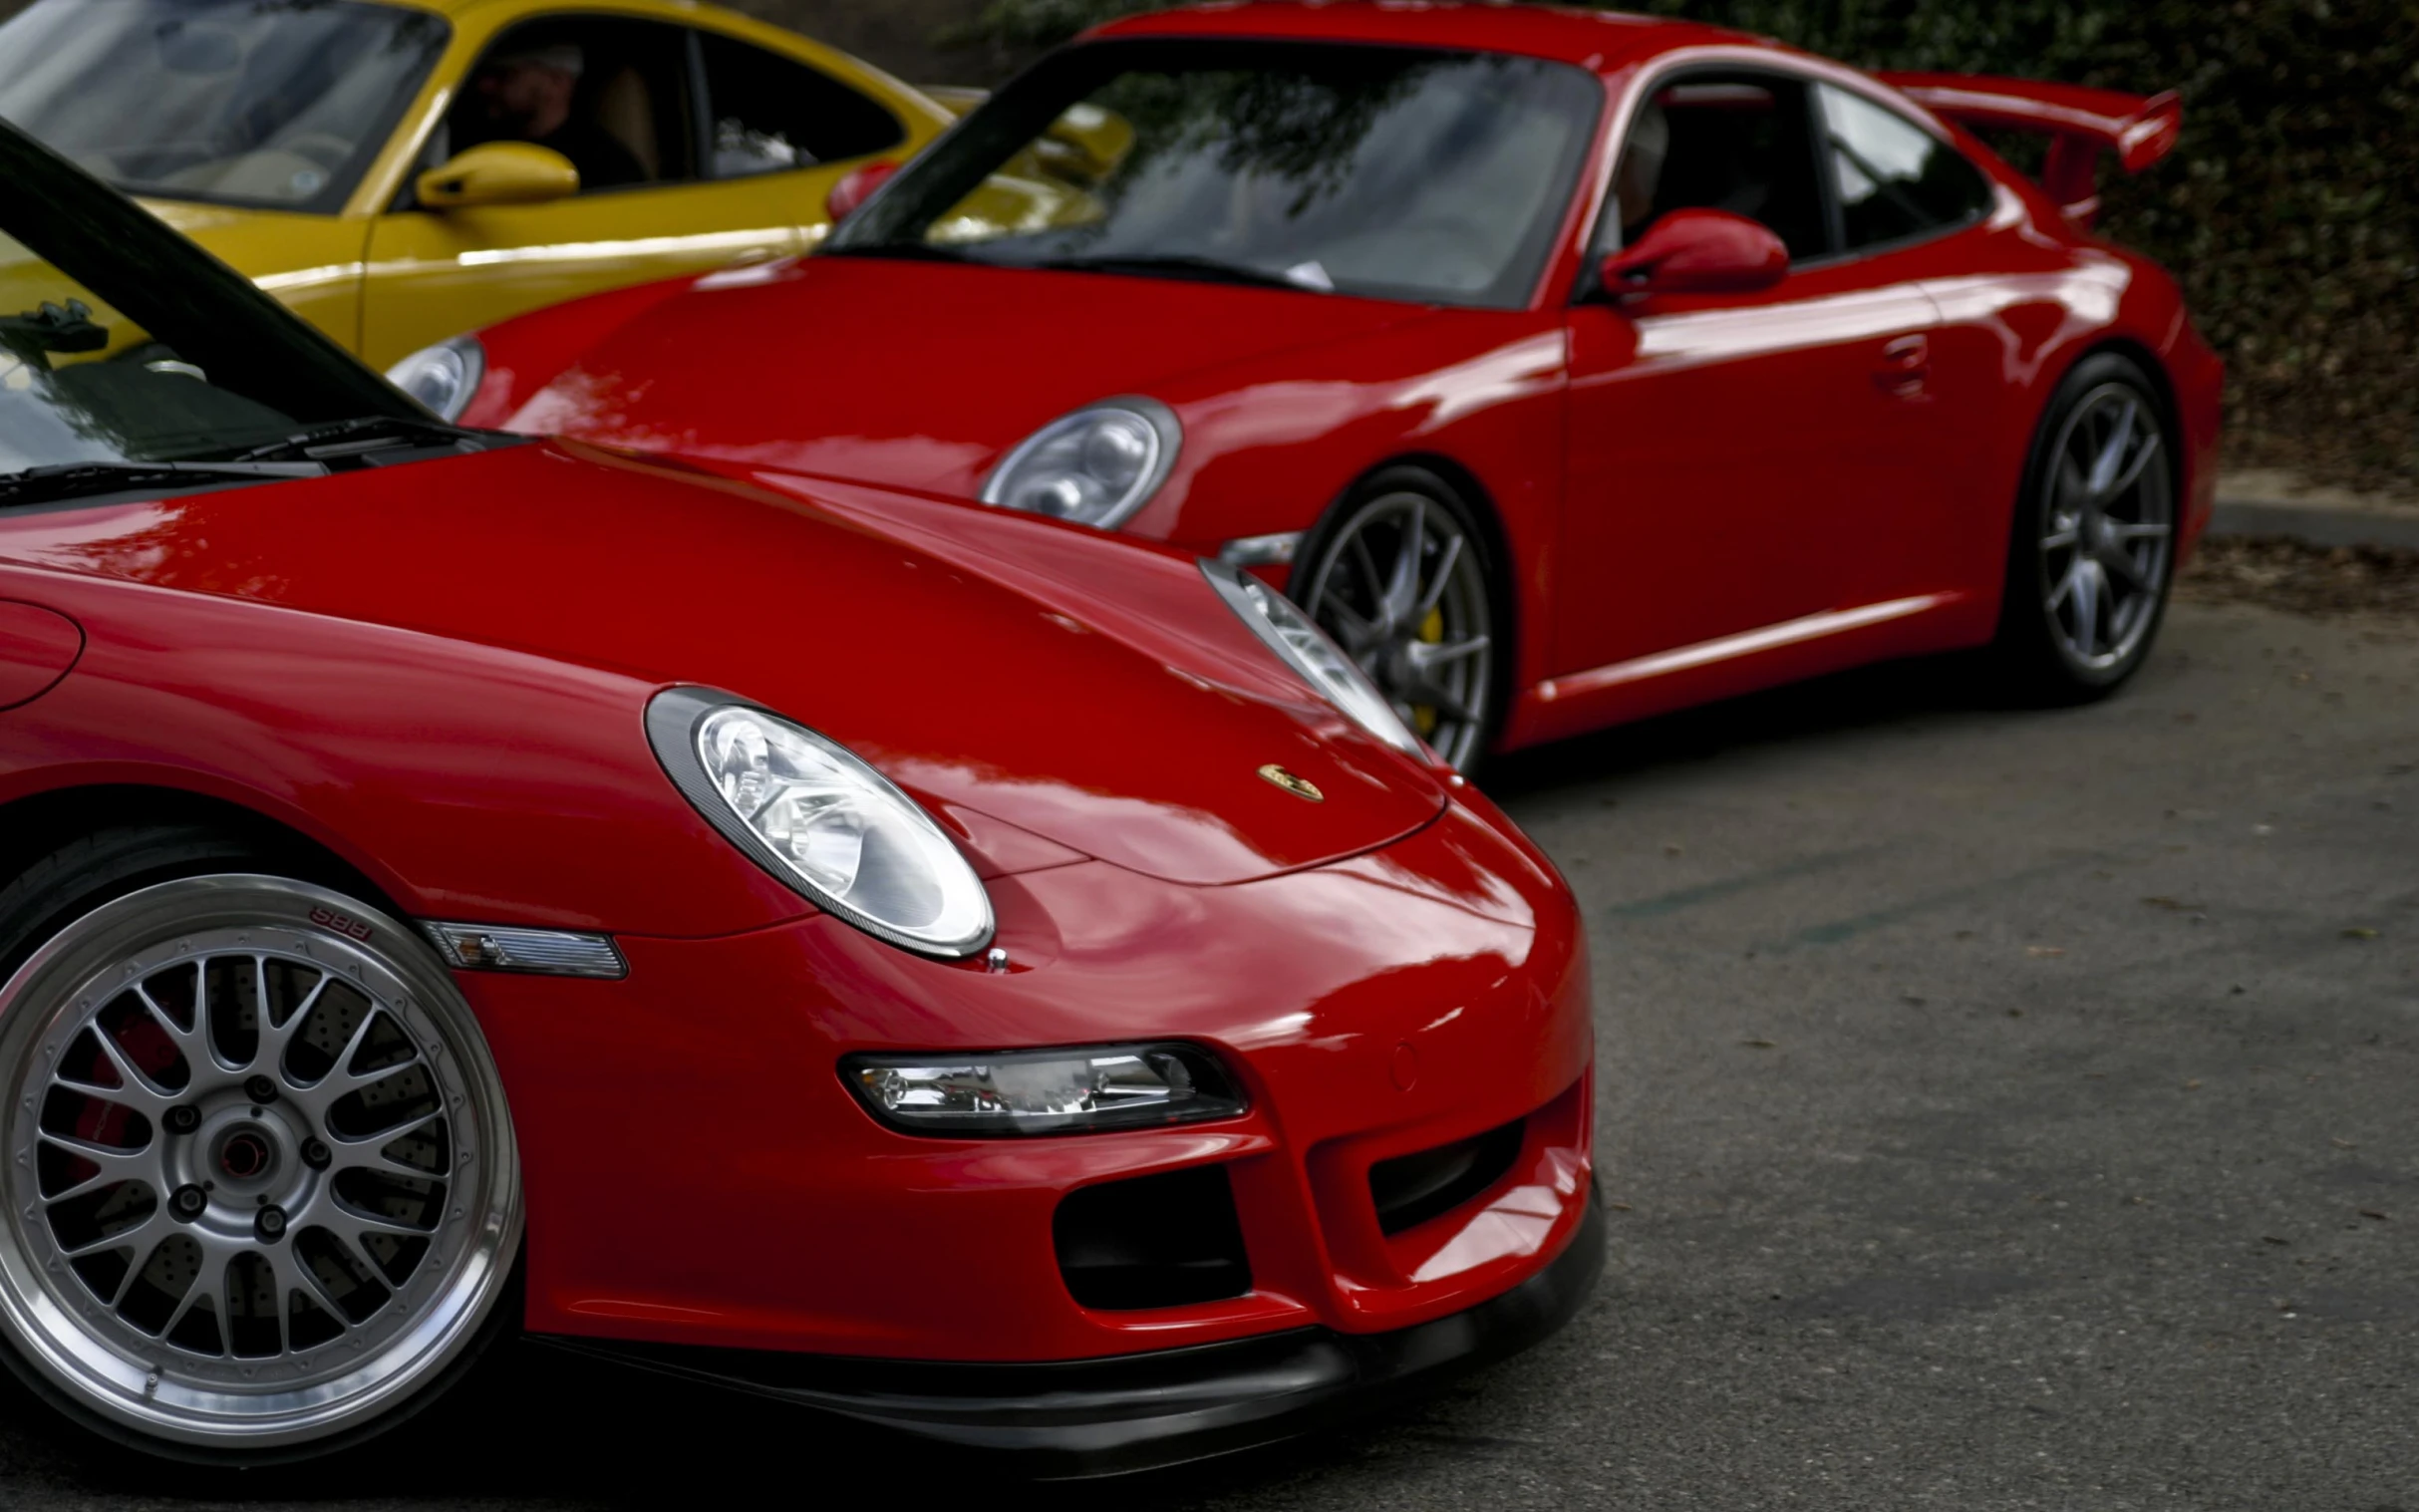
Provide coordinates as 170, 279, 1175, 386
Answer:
0, 875, 519, 1450
1298, 490, 1494, 770
2038, 383, 2174, 676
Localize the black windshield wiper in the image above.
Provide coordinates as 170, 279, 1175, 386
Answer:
223, 414, 487, 464
823, 241, 981, 265
1022, 253, 1318, 292
0, 458, 327, 506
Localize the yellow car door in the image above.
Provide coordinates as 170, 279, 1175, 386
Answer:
359, 9, 926, 369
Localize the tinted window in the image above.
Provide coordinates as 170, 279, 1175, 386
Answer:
438, 17, 696, 194
0, 0, 447, 213
1602, 75, 1829, 262
698, 33, 902, 176
1817, 84, 1992, 250
830, 39, 1603, 310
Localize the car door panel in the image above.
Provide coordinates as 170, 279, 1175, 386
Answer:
360, 182, 809, 368
1556, 252, 1943, 682
140, 203, 373, 354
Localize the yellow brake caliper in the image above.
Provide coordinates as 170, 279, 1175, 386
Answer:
1413, 606, 1444, 737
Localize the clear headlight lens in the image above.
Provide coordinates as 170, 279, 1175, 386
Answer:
647, 689, 993, 958
980, 398, 1179, 530
385, 335, 484, 423
1199, 557, 1425, 758
842, 1043, 1245, 1136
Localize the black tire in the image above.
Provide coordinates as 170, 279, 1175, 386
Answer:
1989, 352, 2179, 702
1291, 465, 1510, 773
0, 824, 521, 1470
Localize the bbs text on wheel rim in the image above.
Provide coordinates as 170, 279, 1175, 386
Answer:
0, 875, 519, 1453
2038, 383, 2174, 677
1298, 490, 1495, 770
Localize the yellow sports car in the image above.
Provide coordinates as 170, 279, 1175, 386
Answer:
0, 0, 1037, 371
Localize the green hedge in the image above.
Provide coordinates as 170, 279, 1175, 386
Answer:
951, 0, 2419, 490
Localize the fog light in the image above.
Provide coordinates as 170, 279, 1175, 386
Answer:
841, 1043, 1244, 1136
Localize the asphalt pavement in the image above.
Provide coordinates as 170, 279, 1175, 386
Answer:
1, 591, 2412, 1509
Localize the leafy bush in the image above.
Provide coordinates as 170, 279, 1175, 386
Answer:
949, 0, 2419, 489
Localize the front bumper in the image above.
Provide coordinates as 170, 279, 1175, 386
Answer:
458, 792, 1591, 1366
535, 1185, 1604, 1478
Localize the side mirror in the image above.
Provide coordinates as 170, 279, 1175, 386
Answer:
1598, 208, 1787, 298
416, 143, 580, 210
826, 159, 899, 224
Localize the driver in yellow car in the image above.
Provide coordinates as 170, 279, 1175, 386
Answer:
468, 40, 643, 192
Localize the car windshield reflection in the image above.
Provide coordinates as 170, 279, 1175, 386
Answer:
829, 40, 1604, 309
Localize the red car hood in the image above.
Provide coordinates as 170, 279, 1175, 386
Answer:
490, 255, 1427, 495
0, 443, 1443, 887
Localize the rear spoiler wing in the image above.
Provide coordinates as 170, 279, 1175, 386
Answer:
1877, 73, 2182, 227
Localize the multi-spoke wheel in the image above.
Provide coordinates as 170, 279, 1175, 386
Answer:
0, 866, 518, 1460
1995, 355, 2177, 698
1295, 474, 1501, 770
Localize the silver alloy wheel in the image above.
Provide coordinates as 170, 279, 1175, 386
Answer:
0, 875, 519, 1452
2039, 384, 2174, 675
1297, 490, 1495, 769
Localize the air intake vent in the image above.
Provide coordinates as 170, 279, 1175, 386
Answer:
1054, 1165, 1251, 1311
1369, 1118, 1524, 1236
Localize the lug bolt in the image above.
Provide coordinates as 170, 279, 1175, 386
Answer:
301, 1138, 330, 1170
254, 1205, 287, 1242
169, 1184, 205, 1220
243, 1074, 277, 1104
163, 1105, 198, 1134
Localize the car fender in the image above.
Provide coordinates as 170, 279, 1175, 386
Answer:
1132, 309, 1570, 693
0, 564, 809, 939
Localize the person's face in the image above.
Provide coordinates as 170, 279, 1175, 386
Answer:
474, 60, 573, 135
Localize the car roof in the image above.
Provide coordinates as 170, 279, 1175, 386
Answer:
1091, 2, 1768, 75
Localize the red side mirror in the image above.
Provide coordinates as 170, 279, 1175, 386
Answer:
1599, 208, 1788, 297
826, 160, 899, 224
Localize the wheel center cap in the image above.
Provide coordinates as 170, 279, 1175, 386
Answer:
214, 1127, 275, 1182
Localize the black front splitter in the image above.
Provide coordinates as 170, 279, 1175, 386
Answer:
532, 1187, 1604, 1478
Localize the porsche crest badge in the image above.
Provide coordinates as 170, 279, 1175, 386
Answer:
1258, 763, 1324, 802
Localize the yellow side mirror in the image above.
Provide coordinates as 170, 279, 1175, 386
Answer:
416, 142, 580, 209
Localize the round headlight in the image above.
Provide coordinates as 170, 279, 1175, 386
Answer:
385, 336, 484, 423
1199, 558, 1426, 760
980, 398, 1180, 530
647, 689, 994, 958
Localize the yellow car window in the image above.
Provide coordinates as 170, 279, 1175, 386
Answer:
695, 30, 904, 177
0, 0, 449, 214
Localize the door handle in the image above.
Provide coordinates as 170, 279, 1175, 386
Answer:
1874, 333, 1930, 397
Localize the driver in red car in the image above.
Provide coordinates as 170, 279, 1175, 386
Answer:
1614, 97, 1667, 240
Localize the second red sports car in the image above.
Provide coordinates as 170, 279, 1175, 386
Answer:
444, 0, 2225, 770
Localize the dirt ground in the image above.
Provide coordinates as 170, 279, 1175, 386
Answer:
2181, 535, 2419, 620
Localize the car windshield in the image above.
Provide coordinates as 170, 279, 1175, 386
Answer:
827, 39, 1604, 309
0, 0, 448, 213
0, 121, 471, 502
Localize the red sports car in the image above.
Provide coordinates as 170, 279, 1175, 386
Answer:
0, 122, 1595, 1469
446, 1, 2224, 771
